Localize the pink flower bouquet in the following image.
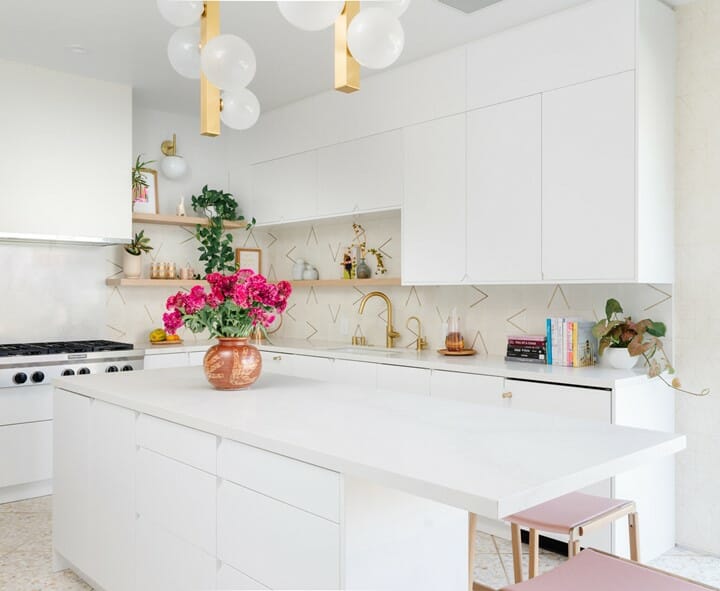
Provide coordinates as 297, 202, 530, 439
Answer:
163, 270, 292, 338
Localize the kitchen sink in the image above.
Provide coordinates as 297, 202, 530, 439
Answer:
327, 346, 404, 356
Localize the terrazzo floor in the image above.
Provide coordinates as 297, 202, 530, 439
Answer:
1, 495, 719, 590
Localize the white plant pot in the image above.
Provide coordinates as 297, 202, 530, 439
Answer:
123, 251, 143, 279
602, 347, 639, 369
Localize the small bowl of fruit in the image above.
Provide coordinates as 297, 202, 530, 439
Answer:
149, 328, 183, 346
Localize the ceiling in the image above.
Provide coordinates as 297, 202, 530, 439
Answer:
0, 0, 690, 116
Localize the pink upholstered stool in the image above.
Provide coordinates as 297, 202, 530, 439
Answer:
501, 548, 713, 591
504, 492, 639, 583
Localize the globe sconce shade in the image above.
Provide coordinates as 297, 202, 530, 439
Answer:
160, 134, 188, 179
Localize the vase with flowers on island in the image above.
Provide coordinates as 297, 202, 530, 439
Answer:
592, 298, 709, 396
163, 270, 292, 390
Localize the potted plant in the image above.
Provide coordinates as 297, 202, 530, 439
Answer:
163, 270, 291, 389
132, 154, 155, 207
122, 230, 153, 278
190, 186, 255, 276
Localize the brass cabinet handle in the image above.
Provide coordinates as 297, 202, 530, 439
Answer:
502, 391, 513, 399
272, 355, 282, 361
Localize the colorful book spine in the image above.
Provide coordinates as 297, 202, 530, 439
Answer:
546, 318, 553, 365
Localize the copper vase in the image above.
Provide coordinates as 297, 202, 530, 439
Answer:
203, 338, 262, 390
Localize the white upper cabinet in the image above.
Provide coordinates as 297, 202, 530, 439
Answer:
0, 60, 131, 244
317, 131, 403, 216
542, 72, 636, 282
402, 115, 466, 285
466, 0, 635, 109
466, 95, 542, 283
250, 151, 318, 225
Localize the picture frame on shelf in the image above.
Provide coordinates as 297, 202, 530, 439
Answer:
235, 248, 262, 274
132, 168, 159, 214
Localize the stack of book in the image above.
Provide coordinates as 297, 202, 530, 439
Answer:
546, 318, 597, 367
505, 335, 547, 364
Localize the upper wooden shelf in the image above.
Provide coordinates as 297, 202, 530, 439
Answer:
132, 212, 250, 230
287, 277, 401, 287
106, 278, 208, 288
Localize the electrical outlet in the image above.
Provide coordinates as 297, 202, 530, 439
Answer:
340, 318, 349, 336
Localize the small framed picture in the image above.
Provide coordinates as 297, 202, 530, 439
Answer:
235, 248, 262, 274
132, 168, 159, 214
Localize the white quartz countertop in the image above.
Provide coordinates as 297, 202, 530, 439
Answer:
139, 337, 652, 389
55, 367, 685, 519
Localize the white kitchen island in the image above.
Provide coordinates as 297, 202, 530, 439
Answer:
53, 367, 685, 591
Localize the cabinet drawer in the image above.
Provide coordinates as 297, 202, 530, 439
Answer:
143, 352, 189, 369
506, 379, 611, 422
430, 371, 506, 406
136, 515, 216, 591
0, 421, 52, 488
136, 448, 217, 556
137, 413, 216, 473
0, 386, 52, 425
260, 351, 291, 374
188, 351, 206, 366
218, 562, 270, 590
331, 359, 377, 388
218, 480, 340, 590
218, 439, 340, 522
377, 364, 431, 396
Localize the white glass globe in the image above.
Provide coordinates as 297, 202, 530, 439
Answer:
372, 0, 411, 18
160, 156, 188, 180
201, 34, 256, 91
277, 1, 345, 31
157, 0, 203, 27
168, 27, 200, 79
221, 89, 261, 130
347, 8, 405, 69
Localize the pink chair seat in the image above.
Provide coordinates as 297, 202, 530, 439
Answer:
505, 492, 633, 533
501, 549, 711, 591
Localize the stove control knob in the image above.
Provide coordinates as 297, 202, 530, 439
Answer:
78, 368, 91, 375
13, 372, 27, 385
31, 371, 45, 383
106, 366, 119, 373
121, 365, 134, 372
61, 369, 75, 377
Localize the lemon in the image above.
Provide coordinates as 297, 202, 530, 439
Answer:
149, 328, 167, 343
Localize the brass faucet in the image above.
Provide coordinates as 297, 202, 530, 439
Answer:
358, 291, 401, 348
406, 316, 428, 351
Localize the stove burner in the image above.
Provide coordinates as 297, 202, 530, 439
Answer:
0, 340, 134, 357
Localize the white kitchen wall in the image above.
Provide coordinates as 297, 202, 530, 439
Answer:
674, 0, 720, 555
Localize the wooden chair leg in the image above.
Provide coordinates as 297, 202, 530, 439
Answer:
628, 512, 640, 562
529, 528, 539, 579
468, 513, 477, 591
569, 528, 580, 557
510, 523, 523, 583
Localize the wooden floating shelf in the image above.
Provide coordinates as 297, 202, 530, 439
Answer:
132, 212, 250, 230
287, 277, 401, 287
106, 278, 209, 288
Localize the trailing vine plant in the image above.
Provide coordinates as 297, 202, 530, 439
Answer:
190, 186, 255, 276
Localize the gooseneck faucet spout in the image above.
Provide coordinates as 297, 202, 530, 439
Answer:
358, 291, 401, 348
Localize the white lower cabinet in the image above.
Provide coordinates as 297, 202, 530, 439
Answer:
377, 364, 431, 396
188, 351, 206, 366
430, 370, 506, 405
143, 352, 189, 369
218, 480, 341, 590
259, 351, 334, 381
331, 359, 377, 388
136, 515, 216, 591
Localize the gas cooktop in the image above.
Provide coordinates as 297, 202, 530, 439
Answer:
0, 340, 134, 357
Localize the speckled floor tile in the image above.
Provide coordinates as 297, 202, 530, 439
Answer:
0, 513, 51, 554
0, 496, 51, 514
475, 531, 498, 553
498, 549, 568, 583
473, 553, 510, 590
649, 554, 720, 589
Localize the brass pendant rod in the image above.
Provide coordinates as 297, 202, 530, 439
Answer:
335, 1, 360, 93
201, 1, 221, 136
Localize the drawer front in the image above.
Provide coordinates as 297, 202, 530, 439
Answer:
218, 439, 340, 522
136, 448, 217, 556
331, 359, 377, 388
137, 413, 216, 473
0, 421, 52, 487
260, 351, 292, 374
218, 562, 270, 590
218, 480, 340, 590
377, 364, 431, 396
506, 379, 611, 422
188, 351, 206, 366
143, 352, 189, 369
289, 355, 334, 381
136, 516, 216, 591
430, 371, 506, 406
0, 386, 52, 425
